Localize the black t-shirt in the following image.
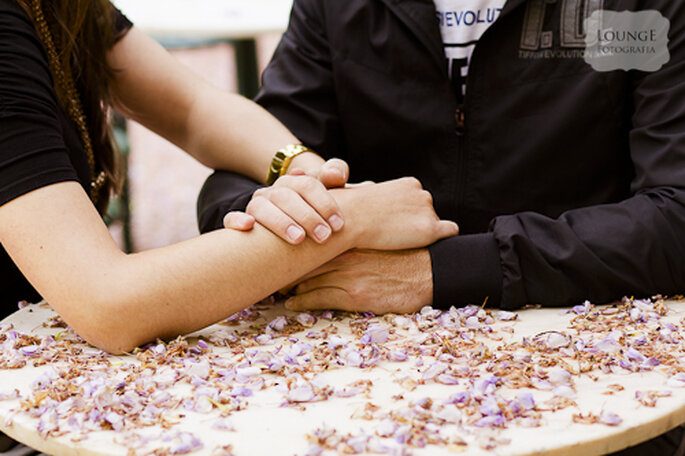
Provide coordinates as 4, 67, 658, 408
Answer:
0, 0, 132, 317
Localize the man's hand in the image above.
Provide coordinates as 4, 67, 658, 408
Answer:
284, 249, 433, 314
224, 158, 349, 244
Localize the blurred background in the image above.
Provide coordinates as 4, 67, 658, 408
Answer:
108, 0, 292, 252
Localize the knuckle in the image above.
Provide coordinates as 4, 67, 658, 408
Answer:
299, 176, 321, 192
318, 200, 338, 217
421, 190, 433, 205
246, 196, 265, 213
300, 213, 325, 229
402, 176, 422, 189
269, 186, 293, 202
276, 174, 296, 187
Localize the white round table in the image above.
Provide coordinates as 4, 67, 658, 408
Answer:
0, 299, 683, 455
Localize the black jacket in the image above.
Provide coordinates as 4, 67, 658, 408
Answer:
198, 0, 685, 309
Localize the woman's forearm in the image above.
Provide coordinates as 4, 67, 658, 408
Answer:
0, 179, 455, 354
0, 182, 360, 354
184, 90, 322, 181
109, 28, 313, 184
96, 223, 357, 353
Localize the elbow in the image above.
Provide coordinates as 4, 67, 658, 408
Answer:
58, 291, 147, 355
72, 309, 141, 355
85, 329, 140, 355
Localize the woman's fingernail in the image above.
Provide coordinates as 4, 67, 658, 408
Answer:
328, 214, 344, 231
286, 225, 305, 242
314, 224, 331, 241
238, 213, 253, 227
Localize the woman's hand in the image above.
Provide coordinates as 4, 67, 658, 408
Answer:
337, 177, 459, 250
224, 158, 349, 244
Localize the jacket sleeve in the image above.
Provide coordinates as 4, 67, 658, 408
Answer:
197, 0, 342, 233
485, 5, 685, 309
197, 171, 263, 233
254, 0, 344, 159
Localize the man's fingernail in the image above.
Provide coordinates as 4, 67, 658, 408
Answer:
314, 224, 331, 241
328, 214, 344, 231
285, 298, 295, 310
286, 225, 305, 242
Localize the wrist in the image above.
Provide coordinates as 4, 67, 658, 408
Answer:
412, 249, 434, 308
330, 187, 365, 249
265, 145, 319, 185
287, 151, 326, 175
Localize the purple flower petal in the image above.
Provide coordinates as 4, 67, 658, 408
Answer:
346, 350, 363, 367
421, 362, 446, 381
599, 410, 622, 426
480, 397, 501, 416
437, 404, 462, 423
474, 415, 505, 427
552, 386, 577, 399
667, 372, 685, 388
497, 311, 518, 321
19, 345, 40, 356
211, 418, 234, 431
169, 432, 203, 454
548, 368, 572, 386
626, 347, 646, 363
387, 350, 408, 362
545, 333, 570, 349
235, 366, 261, 382
516, 391, 535, 410
446, 391, 471, 404
296, 313, 317, 328
362, 326, 389, 344
229, 387, 253, 397
436, 374, 460, 385
594, 334, 621, 354
268, 316, 288, 332
305, 445, 323, 456
465, 316, 480, 329
288, 384, 315, 403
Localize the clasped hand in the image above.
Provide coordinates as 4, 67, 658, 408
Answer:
223, 158, 349, 244
224, 158, 458, 314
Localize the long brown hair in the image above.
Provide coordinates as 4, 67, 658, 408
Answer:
17, 0, 122, 212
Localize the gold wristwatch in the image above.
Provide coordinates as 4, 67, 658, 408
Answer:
266, 144, 314, 185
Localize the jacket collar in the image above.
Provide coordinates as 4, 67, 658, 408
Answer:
377, 0, 444, 71
376, 0, 528, 71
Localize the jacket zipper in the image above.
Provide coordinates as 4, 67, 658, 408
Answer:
455, 106, 465, 135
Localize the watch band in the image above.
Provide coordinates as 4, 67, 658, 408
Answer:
265, 144, 314, 185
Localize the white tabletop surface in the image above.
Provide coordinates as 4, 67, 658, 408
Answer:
0, 298, 683, 455
112, 0, 293, 39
